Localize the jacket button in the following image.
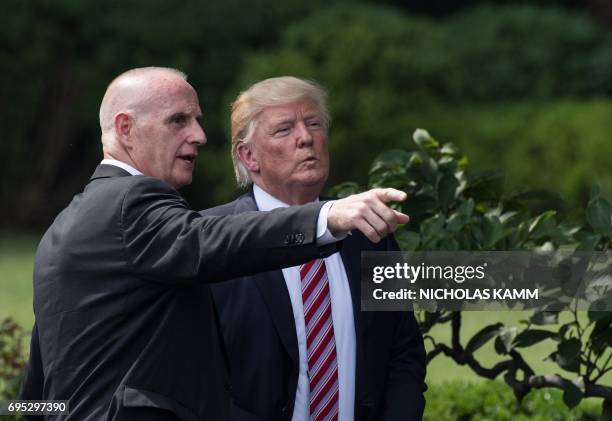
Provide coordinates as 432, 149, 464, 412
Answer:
281, 406, 287, 414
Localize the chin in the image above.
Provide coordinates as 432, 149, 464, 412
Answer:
296, 175, 327, 187
172, 177, 192, 190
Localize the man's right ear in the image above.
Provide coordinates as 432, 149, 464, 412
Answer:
236, 142, 260, 173
114, 112, 133, 149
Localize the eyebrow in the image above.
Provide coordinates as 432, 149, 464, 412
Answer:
164, 112, 203, 124
269, 116, 295, 126
269, 112, 321, 126
164, 112, 188, 124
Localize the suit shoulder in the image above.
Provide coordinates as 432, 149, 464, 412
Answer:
200, 192, 254, 216
87, 174, 176, 197
200, 200, 239, 217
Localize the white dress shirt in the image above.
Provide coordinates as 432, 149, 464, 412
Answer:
253, 185, 356, 421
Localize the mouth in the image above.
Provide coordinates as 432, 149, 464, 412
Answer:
177, 153, 197, 164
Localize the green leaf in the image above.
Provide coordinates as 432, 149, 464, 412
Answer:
514, 329, 557, 348
396, 230, 420, 251
562, 378, 583, 408
509, 189, 565, 207
555, 338, 581, 373
413, 128, 439, 153
544, 350, 558, 363
589, 312, 612, 355
438, 238, 459, 251
483, 214, 507, 248
586, 196, 612, 237
465, 323, 503, 353
529, 311, 559, 326
576, 233, 601, 251
494, 336, 508, 355
370, 149, 412, 172
528, 210, 557, 239
420, 214, 445, 247
466, 170, 505, 202
328, 181, 361, 198
437, 172, 460, 210
446, 199, 474, 233
440, 142, 459, 156
587, 309, 611, 323
408, 153, 423, 167
558, 322, 576, 338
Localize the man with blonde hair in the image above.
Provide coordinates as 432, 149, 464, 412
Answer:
205, 76, 426, 421
20, 68, 411, 421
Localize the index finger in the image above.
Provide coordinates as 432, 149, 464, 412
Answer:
377, 188, 407, 203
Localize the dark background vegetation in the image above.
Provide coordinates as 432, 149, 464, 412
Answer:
2, 0, 611, 229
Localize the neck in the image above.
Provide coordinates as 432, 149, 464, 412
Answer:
103, 150, 138, 170
254, 183, 320, 205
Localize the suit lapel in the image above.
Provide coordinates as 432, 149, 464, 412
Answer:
254, 272, 300, 366
339, 234, 362, 322
235, 191, 300, 368
340, 233, 375, 417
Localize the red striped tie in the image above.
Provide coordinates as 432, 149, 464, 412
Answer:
300, 259, 339, 421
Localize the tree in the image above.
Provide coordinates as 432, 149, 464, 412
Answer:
331, 128, 612, 414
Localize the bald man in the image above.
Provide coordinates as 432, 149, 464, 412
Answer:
19, 67, 410, 421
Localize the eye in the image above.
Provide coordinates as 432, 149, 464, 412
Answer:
274, 126, 291, 136
168, 113, 188, 126
307, 119, 322, 129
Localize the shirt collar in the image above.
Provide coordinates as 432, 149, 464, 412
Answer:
253, 184, 289, 211
252, 184, 319, 211
100, 159, 143, 176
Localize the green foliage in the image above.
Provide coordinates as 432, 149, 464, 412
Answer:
356, 128, 597, 252
0, 0, 360, 227
424, 380, 601, 420
3, 2, 612, 228
0, 318, 27, 401
332, 128, 612, 410
446, 5, 612, 100
235, 4, 612, 207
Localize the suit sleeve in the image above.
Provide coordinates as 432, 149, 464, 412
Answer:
381, 235, 427, 421
121, 177, 337, 283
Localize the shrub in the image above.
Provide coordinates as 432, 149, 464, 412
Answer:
0, 318, 27, 400
424, 380, 601, 420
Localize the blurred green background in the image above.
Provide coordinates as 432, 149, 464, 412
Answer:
2, 0, 612, 228
1, 0, 611, 418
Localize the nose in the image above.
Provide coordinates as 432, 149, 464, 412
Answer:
296, 121, 313, 148
189, 120, 207, 146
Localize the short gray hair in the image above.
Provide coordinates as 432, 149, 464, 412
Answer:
230, 76, 330, 187
99, 67, 187, 145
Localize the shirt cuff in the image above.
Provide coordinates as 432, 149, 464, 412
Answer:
316, 201, 347, 245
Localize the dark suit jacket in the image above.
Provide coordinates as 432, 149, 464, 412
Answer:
20, 165, 339, 421
204, 191, 426, 421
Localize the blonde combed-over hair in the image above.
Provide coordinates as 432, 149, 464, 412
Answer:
230, 76, 330, 187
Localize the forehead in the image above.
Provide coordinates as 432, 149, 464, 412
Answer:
146, 80, 202, 116
258, 100, 320, 124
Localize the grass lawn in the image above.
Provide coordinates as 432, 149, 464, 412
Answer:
426, 311, 598, 382
0, 231, 40, 328
1, 231, 610, 393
